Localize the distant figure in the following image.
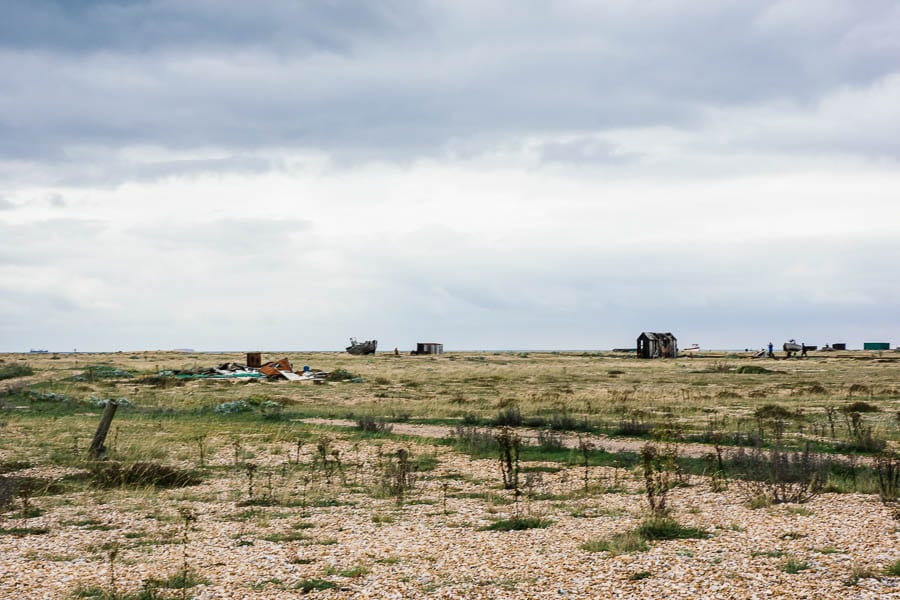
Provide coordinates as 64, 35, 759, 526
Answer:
394, 347, 399, 356
801, 343, 808, 358
767, 342, 774, 358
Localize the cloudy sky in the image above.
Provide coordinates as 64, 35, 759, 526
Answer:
2, 0, 899, 352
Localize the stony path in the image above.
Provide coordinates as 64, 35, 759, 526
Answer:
303, 418, 752, 459
300, 418, 886, 463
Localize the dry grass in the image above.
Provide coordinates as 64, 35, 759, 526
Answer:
0, 350, 898, 598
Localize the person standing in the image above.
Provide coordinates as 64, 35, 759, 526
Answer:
767, 342, 774, 358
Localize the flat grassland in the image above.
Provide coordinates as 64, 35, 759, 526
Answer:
0, 350, 898, 599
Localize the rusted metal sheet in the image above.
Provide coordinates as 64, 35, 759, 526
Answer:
246, 352, 262, 368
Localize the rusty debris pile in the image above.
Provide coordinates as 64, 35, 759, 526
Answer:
164, 355, 328, 383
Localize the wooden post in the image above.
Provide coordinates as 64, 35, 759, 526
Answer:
89, 400, 119, 459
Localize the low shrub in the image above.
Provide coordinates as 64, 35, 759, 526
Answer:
615, 415, 652, 437
90, 462, 201, 489
580, 531, 648, 555
875, 451, 899, 505
27, 391, 72, 403
731, 445, 831, 504
68, 365, 134, 382
0, 364, 34, 381
885, 559, 900, 577
547, 411, 591, 432
491, 406, 523, 427
536, 429, 565, 451
213, 400, 253, 414
144, 570, 208, 589
481, 516, 552, 531
325, 369, 357, 382
637, 517, 709, 540
356, 415, 393, 434
753, 404, 794, 420
844, 401, 879, 413
295, 579, 336, 593
780, 556, 810, 574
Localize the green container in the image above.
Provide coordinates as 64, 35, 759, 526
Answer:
863, 342, 890, 350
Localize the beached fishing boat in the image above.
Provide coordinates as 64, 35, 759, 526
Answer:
346, 338, 377, 355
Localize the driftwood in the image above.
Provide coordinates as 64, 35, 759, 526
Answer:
88, 400, 118, 459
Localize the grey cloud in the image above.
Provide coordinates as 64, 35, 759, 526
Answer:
0, 218, 106, 265
131, 218, 314, 256
0, 0, 418, 55
2, 1, 899, 181
538, 138, 636, 165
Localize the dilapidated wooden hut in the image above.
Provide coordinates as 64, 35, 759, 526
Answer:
636, 332, 678, 359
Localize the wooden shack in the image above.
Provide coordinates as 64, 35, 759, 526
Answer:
416, 342, 444, 355
636, 332, 678, 359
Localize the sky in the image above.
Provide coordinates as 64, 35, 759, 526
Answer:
2, 0, 899, 352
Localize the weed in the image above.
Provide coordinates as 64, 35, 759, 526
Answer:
780, 556, 810, 574
885, 559, 900, 577
844, 401, 879, 413
295, 578, 336, 592
637, 517, 709, 541
449, 426, 497, 455
0, 526, 49, 536
213, 400, 253, 414
640, 443, 677, 516
356, 415, 393, 434
839, 412, 886, 453
144, 570, 209, 589
577, 435, 595, 493
381, 448, 416, 505
371, 512, 395, 525
848, 383, 870, 397
731, 444, 830, 504
629, 571, 652, 581
495, 427, 522, 516
844, 563, 878, 585
68, 365, 134, 382
752, 550, 785, 558
491, 406, 523, 427
90, 463, 200, 489
481, 516, 552, 531
336, 565, 369, 578
262, 530, 309, 542
615, 413, 651, 437
580, 531, 647, 555
876, 450, 900, 510
0, 364, 34, 380
536, 429, 565, 451
326, 369, 358, 382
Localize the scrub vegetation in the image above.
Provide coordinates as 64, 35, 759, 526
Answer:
0, 350, 898, 598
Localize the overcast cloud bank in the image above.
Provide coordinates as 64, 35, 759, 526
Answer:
1, 1, 898, 351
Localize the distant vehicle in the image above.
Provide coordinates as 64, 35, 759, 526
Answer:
346, 338, 377, 355
29, 349, 49, 353
783, 340, 801, 353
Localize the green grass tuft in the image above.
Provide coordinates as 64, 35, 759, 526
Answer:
481, 516, 553, 531
637, 517, 709, 541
